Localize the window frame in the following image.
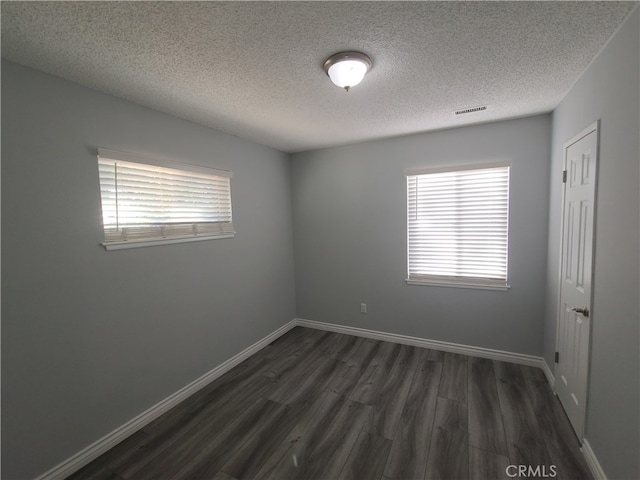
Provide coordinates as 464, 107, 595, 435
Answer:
97, 148, 235, 251
405, 161, 511, 291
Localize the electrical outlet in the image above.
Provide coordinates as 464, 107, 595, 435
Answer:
360, 303, 367, 314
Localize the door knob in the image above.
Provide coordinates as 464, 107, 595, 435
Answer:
572, 307, 589, 318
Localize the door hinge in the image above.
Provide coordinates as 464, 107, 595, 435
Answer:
562, 170, 567, 183
555, 351, 559, 363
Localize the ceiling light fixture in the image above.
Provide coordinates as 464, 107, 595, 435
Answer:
323, 51, 372, 92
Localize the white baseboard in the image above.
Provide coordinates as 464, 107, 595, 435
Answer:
582, 439, 608, 480
542, 357, 556, 388
35, 319, 297, 480
293, 318, 544, 368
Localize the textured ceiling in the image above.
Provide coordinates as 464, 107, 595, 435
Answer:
1, 1, 636, 153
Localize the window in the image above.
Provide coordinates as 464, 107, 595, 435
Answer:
97, 148, 234, 250
406, 163, 510, 289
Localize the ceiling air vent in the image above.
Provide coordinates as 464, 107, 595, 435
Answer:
455, 105, 487, 115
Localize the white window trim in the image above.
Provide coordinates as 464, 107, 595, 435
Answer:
406, 160, 511, 177
97, 148, 234, 250
406, 161, 511, 290
102, 234, 235, 251
405, 278, 511, 291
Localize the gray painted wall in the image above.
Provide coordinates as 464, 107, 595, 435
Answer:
1, 61, 296, 479
292, 115, 551, 356
544, 8, 639, 479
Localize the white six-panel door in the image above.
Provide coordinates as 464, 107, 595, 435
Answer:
555, 122, 599, 442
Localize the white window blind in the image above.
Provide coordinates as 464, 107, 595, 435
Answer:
407, 163, 510, 289
97, 149, 234, 249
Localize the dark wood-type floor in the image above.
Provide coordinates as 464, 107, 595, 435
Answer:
68, 327, 592, 480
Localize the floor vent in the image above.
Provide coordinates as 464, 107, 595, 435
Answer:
455, 105, 487, 115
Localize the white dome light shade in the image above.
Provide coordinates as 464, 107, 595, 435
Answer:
327, 60, 368, 89
323, 52, 372, 91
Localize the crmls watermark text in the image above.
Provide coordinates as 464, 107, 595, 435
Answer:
506, 465, 557, 478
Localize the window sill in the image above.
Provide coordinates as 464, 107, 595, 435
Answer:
405, 279, 510, 291
102, 234, 235, 251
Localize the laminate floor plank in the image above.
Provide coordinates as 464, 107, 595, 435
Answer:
425, 396, 469, 480
297, 400, 371, 480
260, 332, 323, 374
383, 351, 442, 480
170, 398, 287, 480
307, 330, 352, 359
262, 332, 342, 403
66, 430, 149, 479
325, 338, 385, 399
250, 391, 334, 480
66, 327, 590, 480
439, 352, 468, 404
135, 395, 277, 480
66, 462, 123, 480
323, 332, 362, 360
350, 341, 405, 405
253, 392, 370, 480
468, 357, 509, 456
211, 472, 239, 480
220, 401, 310, 480
288, 357, 349, 406
120, 376, 276, 479
326, 356, 370, 398
494, 361, 553, 469
265, 354, 344, 405
337, 432, 392, 480
520, 365, 593, 480
428, 349, 445, 362
469, 446, 510, 480
264, 326, 315, 353
341, 337, 380, 375
261, 351, 307, 380
263, 328, 334, 369
260, 326, 325, 379
362, 343, 420, 439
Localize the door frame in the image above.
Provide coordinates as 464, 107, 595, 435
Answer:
553, 120, 600, 442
